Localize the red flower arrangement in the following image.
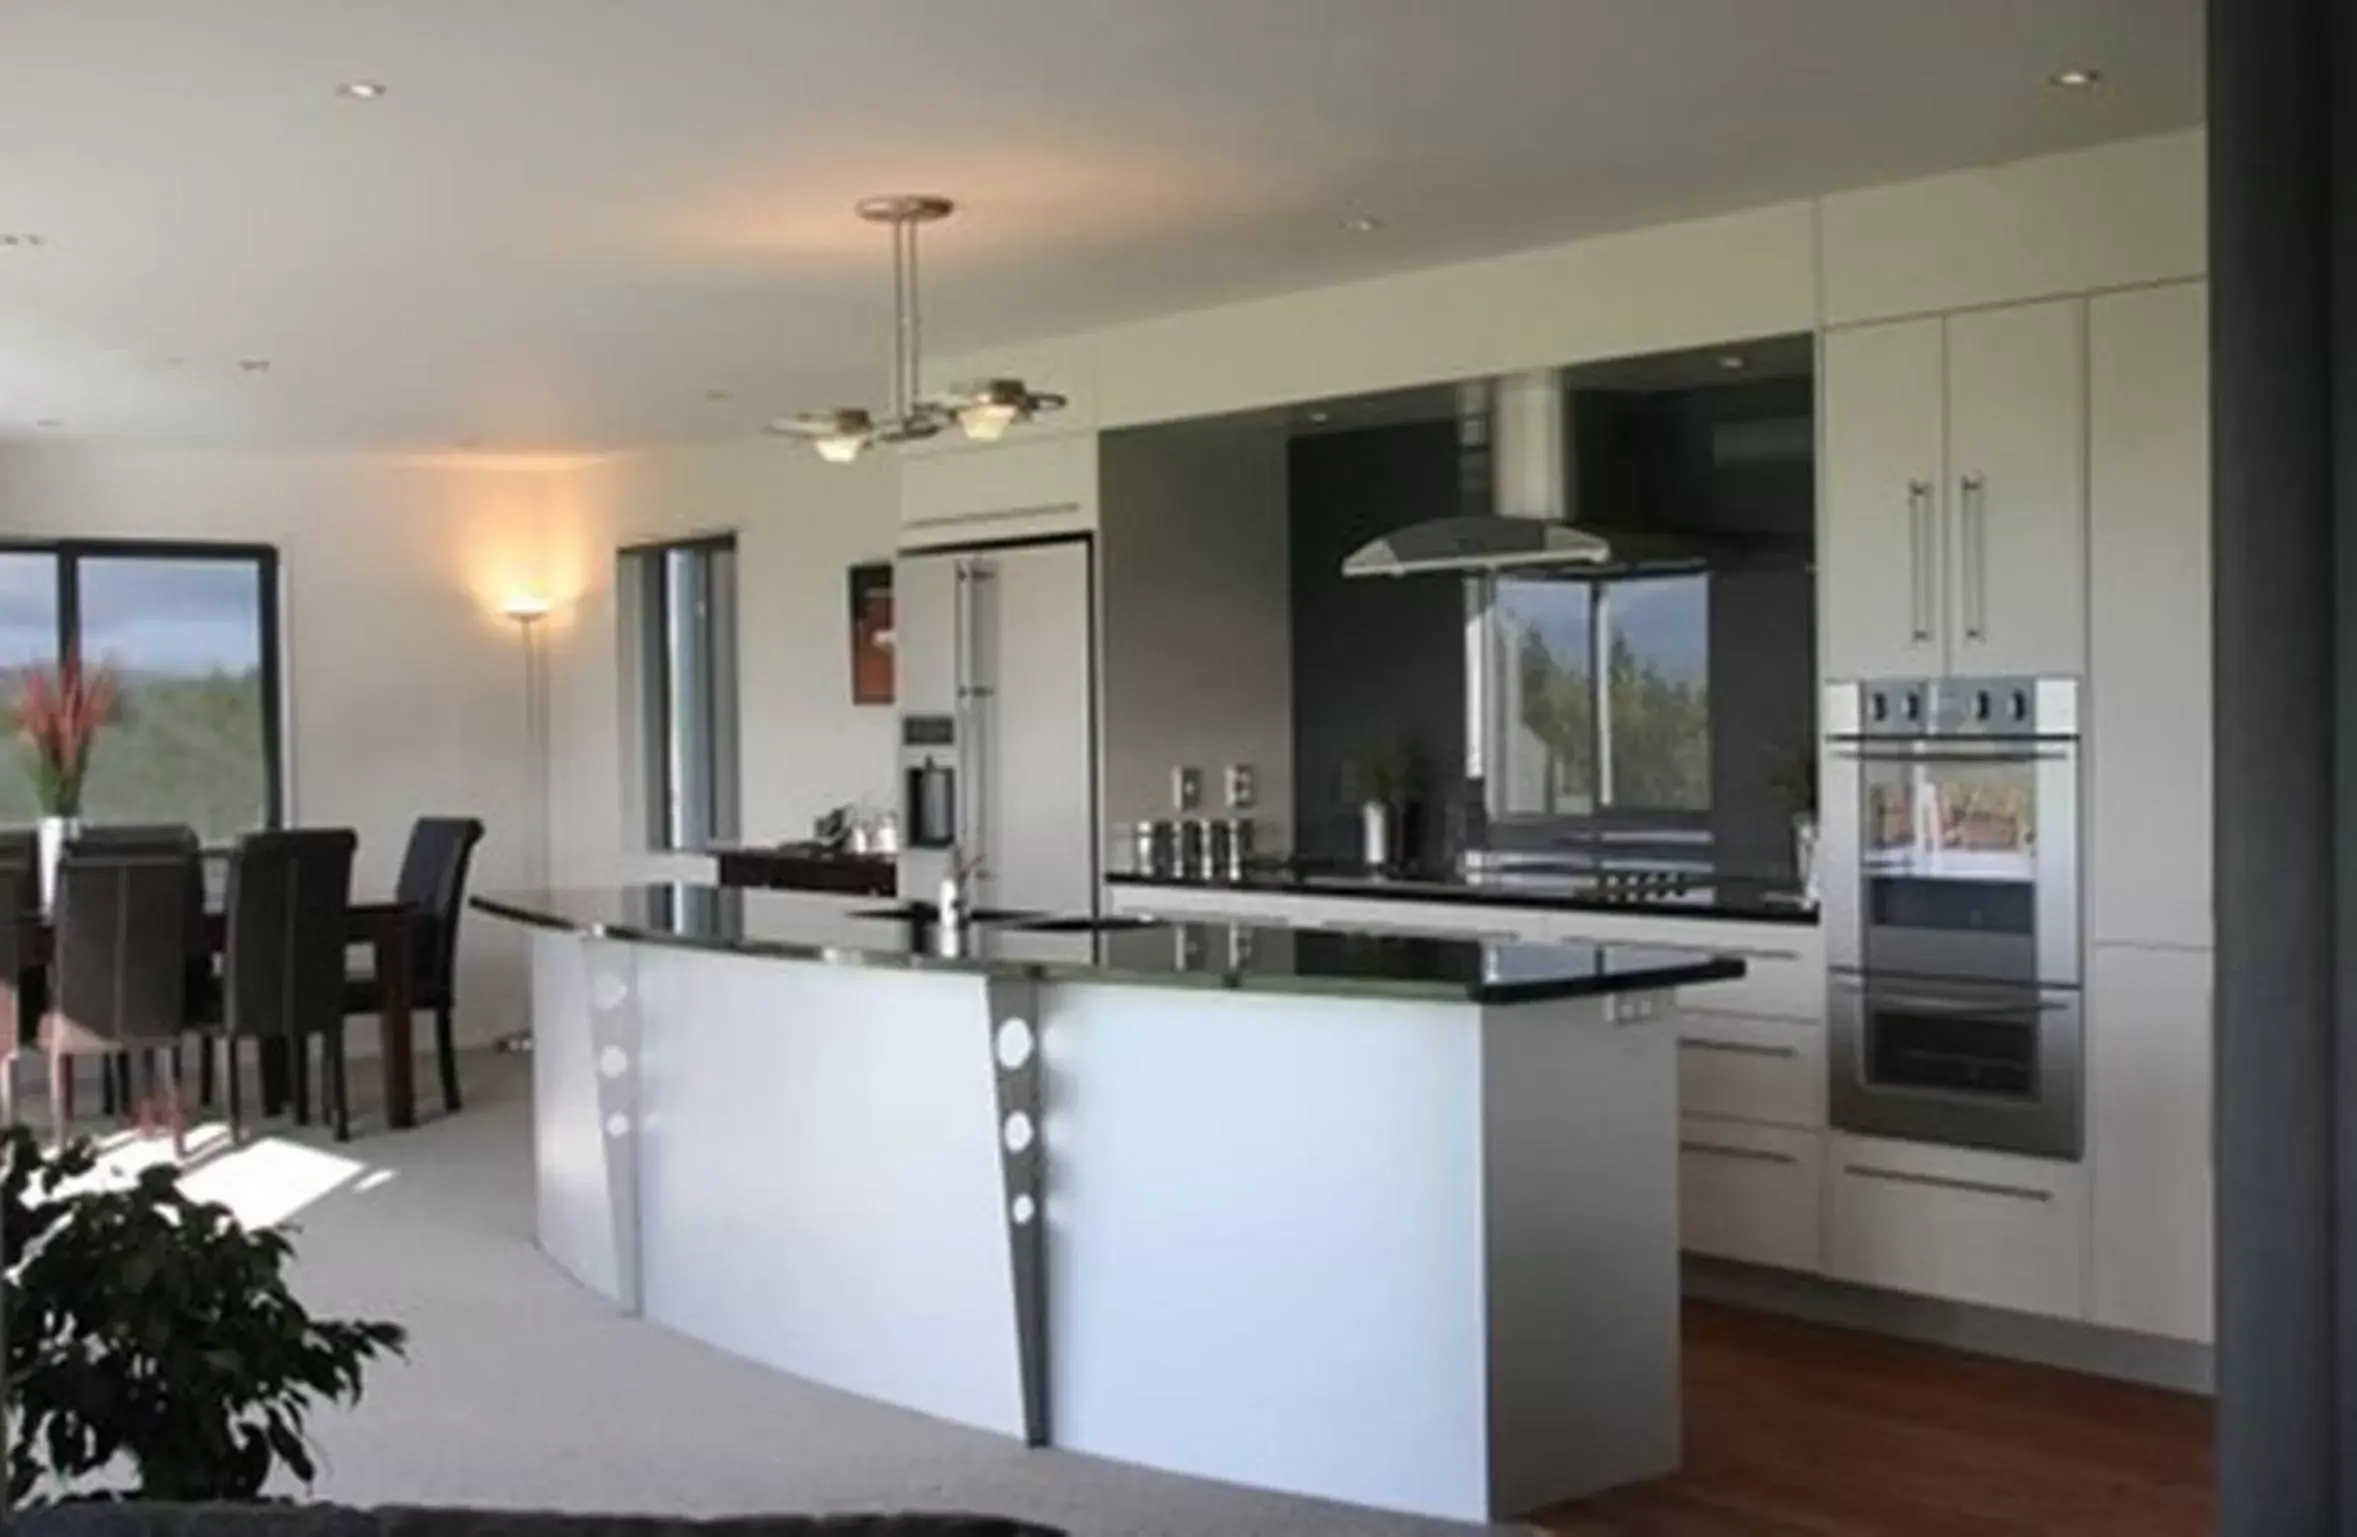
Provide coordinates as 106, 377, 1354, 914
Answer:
11, 654, 117, 817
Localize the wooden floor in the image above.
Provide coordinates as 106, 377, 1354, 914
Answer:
1536, 1302, 2213, 1537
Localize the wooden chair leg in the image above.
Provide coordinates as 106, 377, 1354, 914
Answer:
290, 1037, 311, 1126
47, 1048, 68, 1153
162, 1047, 186, 1160
226, 1037, 244, 1144
436, 1005, 461, 1114
329, 1021, 351, 1143
1, 1048, 15, 1129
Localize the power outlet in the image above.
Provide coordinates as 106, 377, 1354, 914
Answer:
1171, 765, 1203, 811
1224, 763, 1256, 810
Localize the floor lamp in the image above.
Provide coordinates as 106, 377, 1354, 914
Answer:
500, 595, 552, 1053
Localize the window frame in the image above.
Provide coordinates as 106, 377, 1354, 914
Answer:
1482, 568, 1714, 835
620, 531, 740, 853
0, 536, 287, 831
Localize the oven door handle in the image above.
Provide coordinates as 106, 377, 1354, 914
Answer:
1831, 977, 2071, 1014
1827, 745, 2072, 765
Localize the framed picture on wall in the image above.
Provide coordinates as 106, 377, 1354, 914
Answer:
848, 562, 895, 705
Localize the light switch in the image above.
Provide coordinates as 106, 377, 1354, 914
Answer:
1224, 763, 1256, 809
1171, 765, 1203, 811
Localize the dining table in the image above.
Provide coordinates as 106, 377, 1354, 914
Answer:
14, 894, 429, 1131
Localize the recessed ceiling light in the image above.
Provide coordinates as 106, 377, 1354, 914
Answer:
337, 80, 387, 100
704, 389, 734, 403
34, 418, 63, 430
0, 233, 45, 248
1306, 410, 1331, 424
1717, 354, 1748, 371
1341, 215, 1384, 235
160, 356, 186, 369
2050, 67, 2103, 88
238, 358, 271, 373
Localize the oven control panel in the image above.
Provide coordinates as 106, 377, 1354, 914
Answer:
1834, 676, 2079, 739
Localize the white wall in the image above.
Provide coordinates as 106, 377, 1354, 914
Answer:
1097, 421, 1293, 844
0, 442, 552, 1048
541, 437, 898, 888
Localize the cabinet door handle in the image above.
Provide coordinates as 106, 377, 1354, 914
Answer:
1679, 1037, 1801, 1060
1682, 1140, 1799, 1166
1843, 1162, 2051, 1203
1959, 474, 1987, 643
1906, 479, 1934, 643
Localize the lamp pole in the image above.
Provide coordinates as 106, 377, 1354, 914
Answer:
500, 599, 551, 1055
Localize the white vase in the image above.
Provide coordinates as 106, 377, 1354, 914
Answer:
1792, 811, 1819, 904
1361, 800, 1393, 871
36, 814, 78, 912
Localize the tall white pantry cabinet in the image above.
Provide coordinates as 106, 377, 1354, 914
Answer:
1818, 278, 2214, 1344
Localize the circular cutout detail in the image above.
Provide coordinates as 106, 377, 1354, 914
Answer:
1002, 1110, 1035, 1154
994, 1017, 1035, 1070
598, 1046, 629, 1079
1010, 1193, 1037, 1226
604, 1113, 630, 1139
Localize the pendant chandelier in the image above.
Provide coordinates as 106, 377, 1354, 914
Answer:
768, 195, 1065, 464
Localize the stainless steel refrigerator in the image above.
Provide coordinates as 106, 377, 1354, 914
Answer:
895, 537, 1097, 915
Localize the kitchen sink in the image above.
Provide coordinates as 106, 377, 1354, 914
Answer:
1005, 914, 1168, 934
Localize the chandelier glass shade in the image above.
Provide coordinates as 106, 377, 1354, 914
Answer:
768, 196, 1065, 462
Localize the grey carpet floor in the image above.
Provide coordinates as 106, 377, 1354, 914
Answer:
179, 1052, 1517, 1536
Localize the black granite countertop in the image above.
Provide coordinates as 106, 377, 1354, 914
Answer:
1108, 857, 1819, 926
474, 885, 1746, 1006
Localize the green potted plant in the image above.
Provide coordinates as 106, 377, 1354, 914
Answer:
9, 655, 117, 910
2, 1127, 407, 1505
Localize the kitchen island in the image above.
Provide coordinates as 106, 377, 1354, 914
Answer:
476, 885, 1745, 1524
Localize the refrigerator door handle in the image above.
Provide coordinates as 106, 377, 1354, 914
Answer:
960, 558, 995, 894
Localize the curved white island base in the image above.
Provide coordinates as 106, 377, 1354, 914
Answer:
495, 890, 1743, 1525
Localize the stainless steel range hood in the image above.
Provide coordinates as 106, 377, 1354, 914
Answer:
1344, 371, 1611, 578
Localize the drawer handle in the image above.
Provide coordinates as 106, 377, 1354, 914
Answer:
1843, 1163, 2053, 1203
1679, 1038, 1800, 1060
1682, 1140, 1799, 1166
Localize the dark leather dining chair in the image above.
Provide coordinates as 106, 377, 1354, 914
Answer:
41, 853, 195, 1152
207, 829, 357, 1141
67, 824, 207, 1113
0, 852, 38, 1127
346, 816, 483, 1115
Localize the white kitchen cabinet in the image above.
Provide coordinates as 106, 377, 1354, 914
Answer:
1676, 1012, 1824, 1128
898, 434, 1098, 550
1827, 1132, 2087, 1320
1821, 318, 1946, 679
2089, 281, 2213, 950
2089, 944, 2213, 1343
1679, 1118, 1824, 1273
1821, 301, 2087, 681
1944, 300, 2087, 676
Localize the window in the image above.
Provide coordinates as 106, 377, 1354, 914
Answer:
621, 535, 739, 851
0, 540, 282, 841
1489, 571, 1710, 820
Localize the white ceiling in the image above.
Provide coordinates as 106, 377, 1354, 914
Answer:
0, 0, 2201, 454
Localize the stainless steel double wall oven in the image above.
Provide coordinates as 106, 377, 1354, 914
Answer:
1821, 677, 2083, 1159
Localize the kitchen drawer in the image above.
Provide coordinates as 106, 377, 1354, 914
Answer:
1679, 1118, 1824, 1272
1827, 1132, 2087, 1320
1676, 1012, 1824, 1127
1674, 945, 1822, 1024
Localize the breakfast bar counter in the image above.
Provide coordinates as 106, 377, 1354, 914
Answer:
477, 885, 1745, 1524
